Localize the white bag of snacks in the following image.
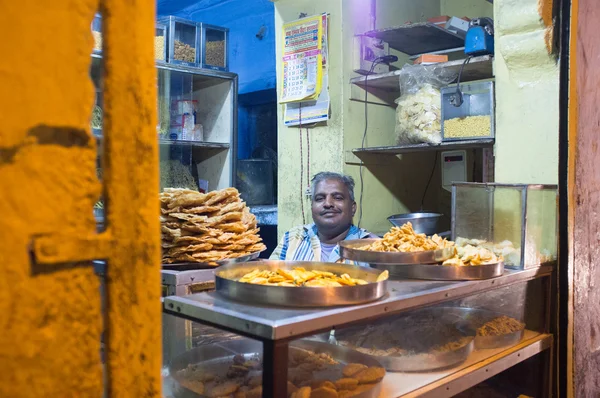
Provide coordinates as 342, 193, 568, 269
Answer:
395, 64, 456, 145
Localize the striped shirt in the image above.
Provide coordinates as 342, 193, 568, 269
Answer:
269, 224, 375, 265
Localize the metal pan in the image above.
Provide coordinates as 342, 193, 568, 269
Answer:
162, 250, 263, 271
168, 339, 384, 398
339, 239, 455, 265
369, 261, 504, 280
215, 261, 388, 307
334, 309, 475, 372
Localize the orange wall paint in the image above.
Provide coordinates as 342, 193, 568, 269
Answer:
0, 0, 161, 396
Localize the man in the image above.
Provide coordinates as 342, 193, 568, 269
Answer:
270, 172, 377, 263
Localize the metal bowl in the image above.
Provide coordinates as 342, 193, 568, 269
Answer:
387, 212, 443, 235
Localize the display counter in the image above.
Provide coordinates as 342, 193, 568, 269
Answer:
161, 265, 553, 397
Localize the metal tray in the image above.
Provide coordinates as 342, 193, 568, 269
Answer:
334, 309, 475, 372
167, 339, 384, 398
339, 239, 455, 265
215, 261, 388, 307
162, 250, 263, 271
369, 261, 504, 281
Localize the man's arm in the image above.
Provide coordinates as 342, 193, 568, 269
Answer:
269, 231, 289, 260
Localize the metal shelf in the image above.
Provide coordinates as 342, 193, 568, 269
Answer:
91, 52, 237, 80
365, 23, 465, 55
93, 130, 229, 150
163, 266, 553, 341
351, 56, 494, 92
353, 139, 494, 156
382, 331, 553, 397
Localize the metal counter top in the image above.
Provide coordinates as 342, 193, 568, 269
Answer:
163, 265, 553, 341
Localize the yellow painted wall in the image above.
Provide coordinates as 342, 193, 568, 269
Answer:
493, 0, 559, 184
275, 0, 345, 233
440, 0, 493, 19
275, 0, 559, 236
342, 0, 443, 235
0, 0, 162, 396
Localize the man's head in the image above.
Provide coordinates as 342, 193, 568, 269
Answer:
310, 172, 357, 239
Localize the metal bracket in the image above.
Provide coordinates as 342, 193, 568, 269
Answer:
33, 232, 114, 264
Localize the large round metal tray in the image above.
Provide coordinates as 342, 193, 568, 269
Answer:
334, 309, 475, 372
369, 261, 504, 281
339, 239, 455, 265
162, 250, 263, 271
168, 339, 384, 398
215, 261, 388, 307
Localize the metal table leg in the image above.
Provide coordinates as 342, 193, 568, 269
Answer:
262, 340, 289, 397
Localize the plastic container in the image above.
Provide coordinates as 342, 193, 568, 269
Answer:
159, 16, 199, 66
441, 81, 495, 141
199, 23, 229, 71
451, 183, 558, 269
92, 13, 102, 54
155, 23, 167, 62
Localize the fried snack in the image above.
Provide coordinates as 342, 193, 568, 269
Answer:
310, 386, 338, 398
353, 367, 385, 384
442, 244, 499, 267
376, 270, 389, 282
477, 316, 525, 336
237, 267, 379, 287
160, 187, 265, 264
288, 381, 299, 396
302, 380, 336, 390
360, 222, 454, 253
294, 387, 312, 398
246, 386, 262, 398
178, 379, 204, 395
335, 378, 358, 391
206, 380, 241, 397
342, 363, 368, 378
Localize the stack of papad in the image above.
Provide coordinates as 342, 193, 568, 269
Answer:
160, 187, 266, 265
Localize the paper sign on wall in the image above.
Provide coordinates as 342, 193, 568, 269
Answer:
279, 15, 324, 104
284, 13, 330, 126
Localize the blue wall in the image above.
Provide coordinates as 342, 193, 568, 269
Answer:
157, 0, 276, 95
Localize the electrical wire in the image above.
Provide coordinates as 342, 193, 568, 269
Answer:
453, 55, 473, 107
420, 152, 438, 211
299, 103, 306, 224
357, 58, 385, 229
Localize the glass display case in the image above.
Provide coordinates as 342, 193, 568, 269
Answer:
159, 16, 200, 67
451, 183, 558, 269
90, 45, 238, 224
161, 266, 554, 397
441, 81, 495, 141
200, 23, 229, 71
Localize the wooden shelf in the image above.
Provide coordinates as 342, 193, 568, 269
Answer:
351, 56, 494, 92
353, 139, 494, 155
365, 23, 465, 55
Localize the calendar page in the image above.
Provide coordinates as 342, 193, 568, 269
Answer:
280, 15, 323, 103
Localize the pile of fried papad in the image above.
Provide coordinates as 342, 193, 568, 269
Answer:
160, 187, 266, 265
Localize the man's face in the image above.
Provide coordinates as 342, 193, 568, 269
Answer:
311, 178, 356, 235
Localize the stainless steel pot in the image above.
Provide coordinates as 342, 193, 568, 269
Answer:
387, 212, 443, 235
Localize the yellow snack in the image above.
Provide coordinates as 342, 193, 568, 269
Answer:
238, 267, 372, 287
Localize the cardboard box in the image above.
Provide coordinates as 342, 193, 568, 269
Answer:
427, 15, 451, 26
414, 54, 449, 65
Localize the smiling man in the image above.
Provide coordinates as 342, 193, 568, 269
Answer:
270, 172, 377, 263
